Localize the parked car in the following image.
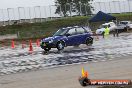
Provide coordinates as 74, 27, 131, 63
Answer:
96, 22, 117, 34
117, 21, 132, 30
40, 26, 93, 51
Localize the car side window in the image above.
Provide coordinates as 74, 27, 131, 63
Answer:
76, 28, 85, 34
76, 27, 85, 34
67, 28, 76, 35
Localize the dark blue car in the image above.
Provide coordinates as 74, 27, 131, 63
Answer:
40, 26, 93, 51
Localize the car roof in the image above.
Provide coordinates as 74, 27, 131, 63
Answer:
61, 26, 82, 29
120, 21, 131, 22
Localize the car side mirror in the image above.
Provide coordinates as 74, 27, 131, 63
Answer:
65, 33, 70, 37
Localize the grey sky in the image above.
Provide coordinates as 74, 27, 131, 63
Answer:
0, 0, 131, 21
0, 0, 127, 9
0, 0, 55, 9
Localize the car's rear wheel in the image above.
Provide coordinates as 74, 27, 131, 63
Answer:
86, 37, 93, 46
56, 41, 65, 51
44, 47, 51, 51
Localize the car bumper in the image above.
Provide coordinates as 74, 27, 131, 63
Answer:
40, 42, 56, 49
96, 31, 103, 34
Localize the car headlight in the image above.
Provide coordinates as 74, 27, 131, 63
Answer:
49, 39, 53, 43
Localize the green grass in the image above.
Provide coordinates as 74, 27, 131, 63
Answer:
112, 13, 132, 21
0, 16, 89, 39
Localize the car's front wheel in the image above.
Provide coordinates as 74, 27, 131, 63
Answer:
56, 41, 65, 51
86, 37, 93, 46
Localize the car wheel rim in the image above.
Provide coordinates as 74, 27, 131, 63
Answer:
58, 43, 63, 49
86, 38, 92, 46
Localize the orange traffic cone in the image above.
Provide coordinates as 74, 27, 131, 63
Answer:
29, 40, 33, 53
11, 39, 15, 49
36, 39, 40, 47
82, 67, 88, 78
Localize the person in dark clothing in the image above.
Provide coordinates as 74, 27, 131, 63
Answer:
115, 29, 119, 37
113, 29, 119, 37
102, 31, 105, 38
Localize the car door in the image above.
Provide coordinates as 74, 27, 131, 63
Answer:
65, 28, 77, 46
110, 23, 115, 31
76, 27, 88, 44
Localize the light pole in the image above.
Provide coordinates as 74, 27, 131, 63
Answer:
127, 0, 131, 19
79, 1, 82, 16
127, 0, 131, 13
118, 1, 121, 13
97, 2, 106, 12
28, 7, 32, 23
109, 1, 111, 13
70, 2, 72, 17
18, 7, 21, 23
84, 3, 87, 16
67, 2, 72, 17
23, 7, 26, 22
49, 5, 52, 20
7, 8, 11, 25
60, 5, 62, 17
124, 1, 126, 13
93, 2, 97, 14
34, 6, 37, 22
18, 7, 26, 23
1, 9, 5, 26
113, 1, 121, 13
43, 6, 47, 21
97, 2, 101, 11
8, 8, 15, 21
35, 6, 42, 22
103, 2, 106, 13
65, 4, 67, 17
112, 1, 117, 13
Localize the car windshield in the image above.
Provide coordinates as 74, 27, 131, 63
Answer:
99, 25, 108, 28
53, 28, 68, 36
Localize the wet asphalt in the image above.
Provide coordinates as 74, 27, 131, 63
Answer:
0, 33, 132, 75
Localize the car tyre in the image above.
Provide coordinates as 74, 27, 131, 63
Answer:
56, 41, 65, 51
86, 37, 93, 46
79, 77, 90, 86
124, 27, 127, 32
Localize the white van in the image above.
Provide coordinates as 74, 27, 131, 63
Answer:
96, 22, 117, 34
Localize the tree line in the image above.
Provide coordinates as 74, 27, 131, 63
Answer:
55, 0, 93, 17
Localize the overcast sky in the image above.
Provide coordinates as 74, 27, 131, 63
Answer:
0, 0, 130, 21
0, 0, 55, 9
0, 0, 126, 9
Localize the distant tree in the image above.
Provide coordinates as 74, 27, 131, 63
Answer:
55, 0, 93, 17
